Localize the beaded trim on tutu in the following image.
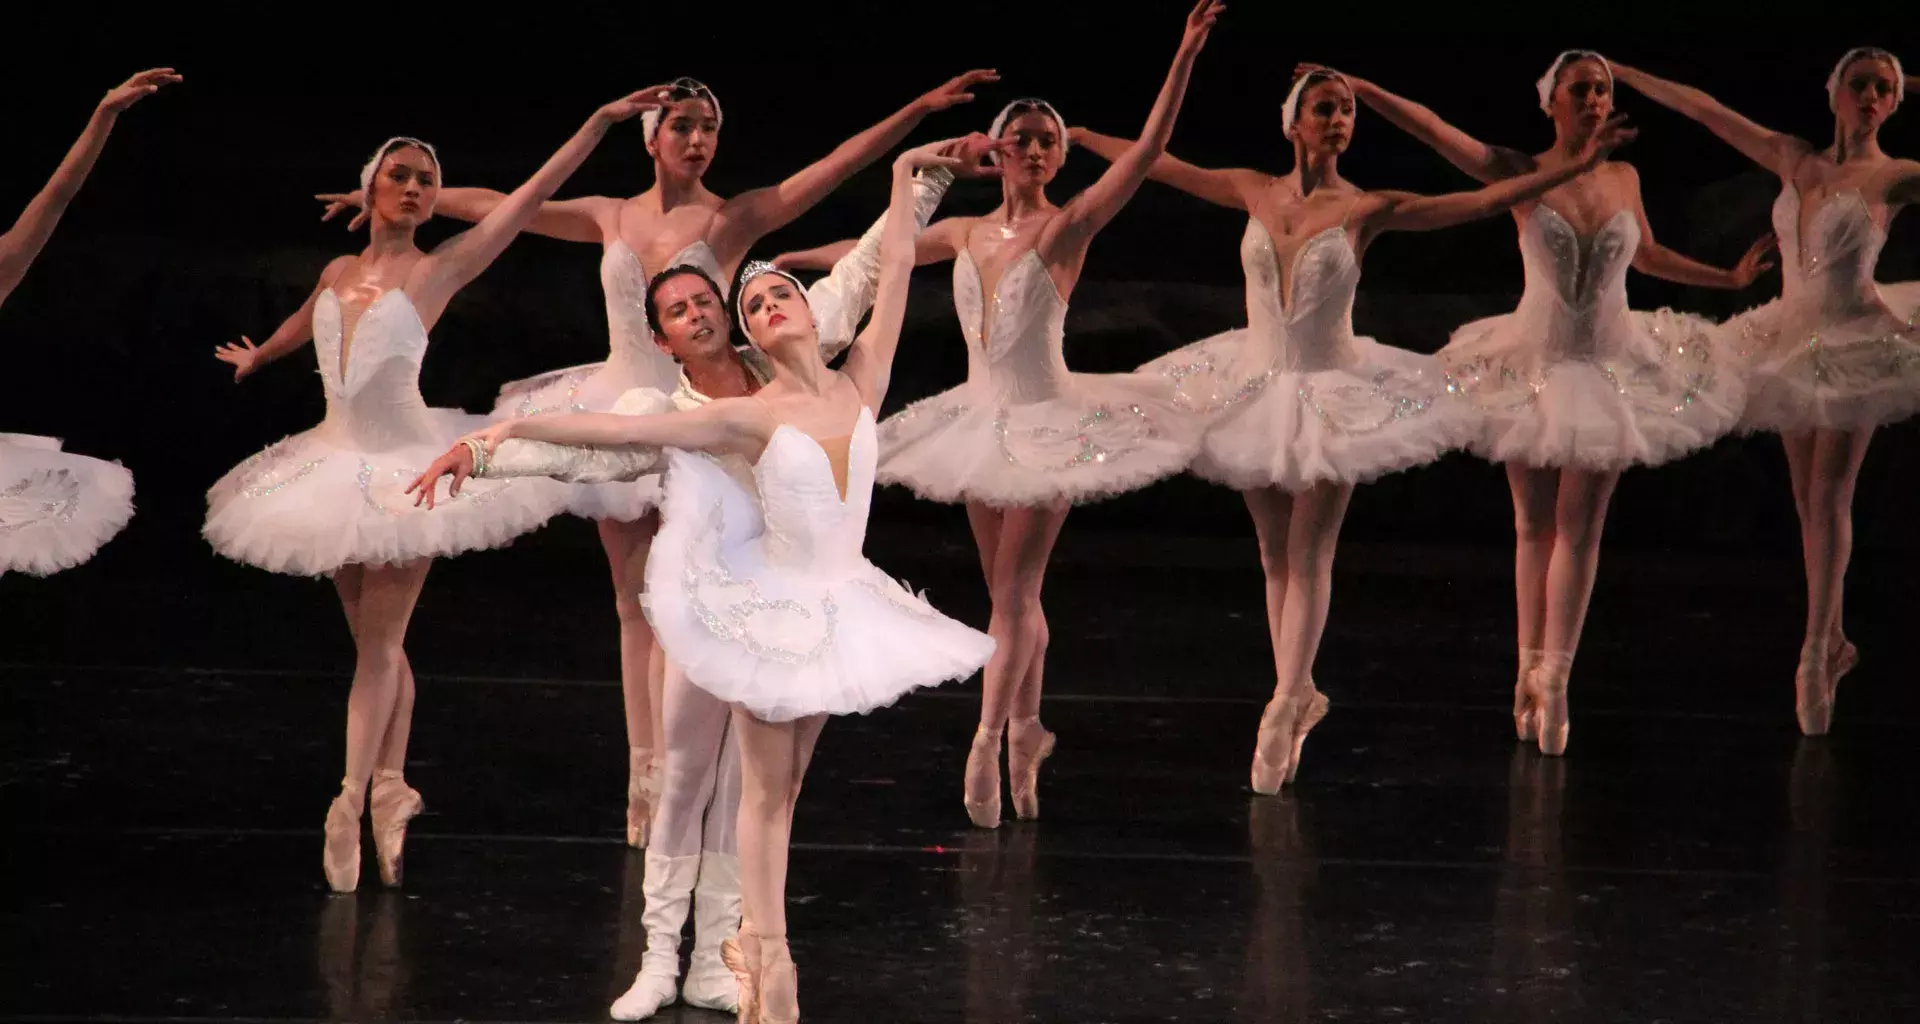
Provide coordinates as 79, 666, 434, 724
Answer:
204, 410, 569, 577
1730, 281, 1920, 433
1438, 307, 1745, 471
876, 373, 1203, 508
1144, 329, 1476, 492
0, 434, 135, 576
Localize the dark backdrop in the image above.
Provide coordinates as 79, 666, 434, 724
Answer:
5, 6, 1918, 574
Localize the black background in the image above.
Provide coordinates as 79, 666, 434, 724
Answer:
6, 5, 1918, 569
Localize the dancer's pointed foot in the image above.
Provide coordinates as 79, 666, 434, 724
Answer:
323, 781, 365, 894
963, 725, 1004, 829
1006, 717, 1055, 821
368, 770, 423, 888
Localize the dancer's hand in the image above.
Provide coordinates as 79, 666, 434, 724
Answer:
316, 189, 369, 231
406, 445, 474, 508
897, 134, 997, 175
99, 68, 181, 115
594, 86, 674, 126
1577, 114, 1638, 167
1730, 232, 1778, 288
913, 70, 1000, 113
1179, 0, 1226, 56
214, 336, 263, 382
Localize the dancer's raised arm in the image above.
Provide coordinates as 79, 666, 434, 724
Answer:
1368, 116, 1636, 232
1069, 125, 1268, 210
1043, 1, 1222, 255
1, 68, 179, 305
410, 90, 664, 315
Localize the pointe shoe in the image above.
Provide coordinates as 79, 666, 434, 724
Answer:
627, 748, 661, 849
1530, 652, 1573, 756
611, 850, 699, 1020
1795, 649, 1834, 737
1514, 649, 1543, 742
1250, 691, 1304, 796
720, 932, 761, 1024
963, 726, 1004, 829
1006, 717, 1056, 821
1285, 687, 1330, 786
682, 852, 743, 1013
755, 935, 800, 1024
369, 770, 424, 888
323, 781, 365, 894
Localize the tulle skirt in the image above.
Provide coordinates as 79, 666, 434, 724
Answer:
494, 360, 665, 521
205, 411, 569, 577
1730, 281, 1920, 433
0, 434, 135, 576
644, 449, 994, 723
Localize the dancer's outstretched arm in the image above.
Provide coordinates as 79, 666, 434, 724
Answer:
1068, 127, 1268, 211
1622, 165, 1776, 289
1325, 65, 1531, 184
0, 68, 180, 306
1611, 62, 1809, 177
1372, 116, 1636, 232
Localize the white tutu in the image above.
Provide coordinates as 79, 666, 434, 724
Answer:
0, 434, 134, 576
1141, 221, 1476, 492
1439, 307, 1742, 470
877, 249, 1203, 507
205, 288, 568, 577
877, 372, 1202, 507
1438, 206, 1745, 470
646, 411, 993, 723
1726, 186, 1920, 433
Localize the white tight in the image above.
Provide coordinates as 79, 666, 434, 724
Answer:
651, 662, 741, 858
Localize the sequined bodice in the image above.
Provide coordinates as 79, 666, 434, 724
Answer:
1771, 186, 1891, 318
954, 249, 1071, 403
312, 289, 441, 450
751, 409, 876, 572
1516, 205, 1639, 358
603, 238, 725, 391
1243, 219, 1363, 372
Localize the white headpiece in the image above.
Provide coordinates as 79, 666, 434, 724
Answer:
988, 98, 1069, 163
1826, 47, 1905, 110
358, 136, 441, 203
642, 78, 724, 145
734, 260, 809, 342
1282, 69, 1350, 139
1536, 50, 1612, 115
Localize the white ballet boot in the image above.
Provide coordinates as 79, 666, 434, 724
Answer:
681, 851, 743, 1012
609, 850, 697, 1021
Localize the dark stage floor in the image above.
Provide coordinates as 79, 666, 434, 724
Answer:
6, 522, 1918, 1023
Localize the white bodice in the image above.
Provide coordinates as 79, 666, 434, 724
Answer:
1242, 219, 1363, 373
752, 409, 876, 575
312, 289, 443, 451
1512, 204, 1641, 360
602, 238, 726, 391
1771, 185, 1894, 320
954, 249, 1072, 404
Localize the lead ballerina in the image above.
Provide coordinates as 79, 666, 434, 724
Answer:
1073, 65, 1633, 789
1, 69, 178, 576
776, 0, 1224, 830
206, 90, 669, 892
413, 137, 995, 1024
321, 69, 996, 850
1609, 48, 1920, 734
1345, 51, 1774, 754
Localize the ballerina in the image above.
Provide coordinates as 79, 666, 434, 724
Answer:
774, 0, 1224, 829
1341, 51, 1774, 754
1072, 65, 1633, 789
1609, 48, 1920, 734
412, 137, 994, 1024
207, 89, 664, 893
1, 68, 179, 576
317, 70, 995, 851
